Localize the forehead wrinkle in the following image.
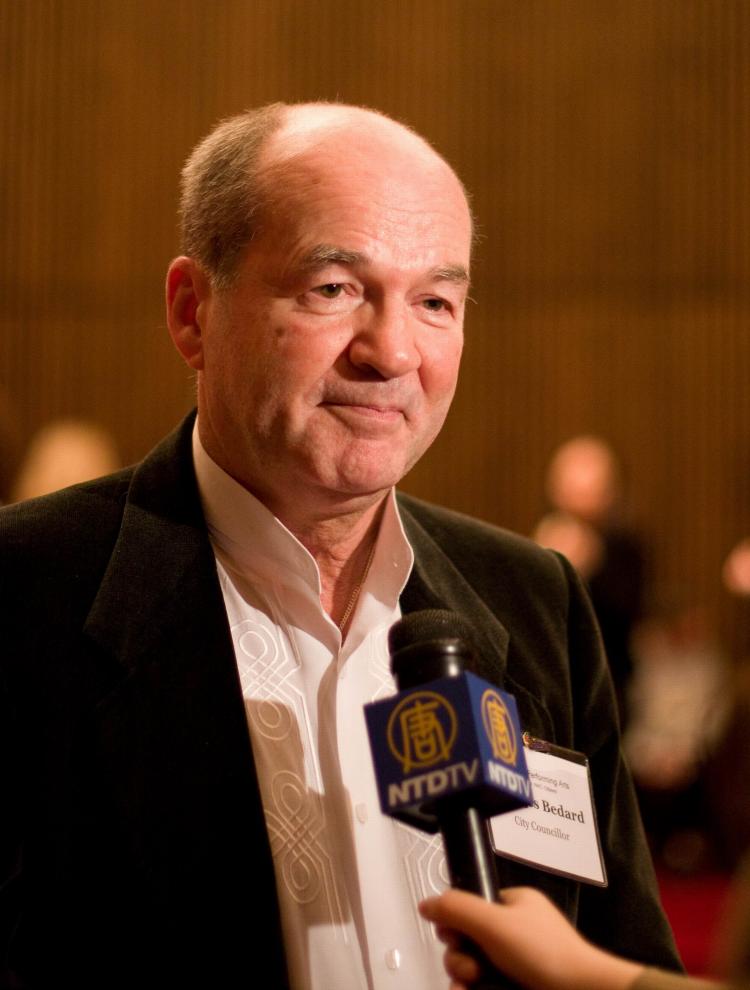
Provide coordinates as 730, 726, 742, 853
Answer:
258, 140, 472, 250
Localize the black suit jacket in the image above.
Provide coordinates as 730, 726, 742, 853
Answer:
0, 415, 680, 988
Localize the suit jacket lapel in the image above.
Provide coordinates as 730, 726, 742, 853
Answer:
84, 414, 226, 667
398, 495, 510, 683
397, 494, 555, 741
81, 414, 290, 986
81, 417, 252, 786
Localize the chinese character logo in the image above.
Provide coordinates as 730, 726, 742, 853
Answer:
386, 691, 458, 774
481, 690, 517, 765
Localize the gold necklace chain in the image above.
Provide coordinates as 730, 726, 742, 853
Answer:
338, 538, 377, 632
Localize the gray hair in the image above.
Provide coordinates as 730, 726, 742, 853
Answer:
179, 103, 287, 288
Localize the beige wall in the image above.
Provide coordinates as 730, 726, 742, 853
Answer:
2, 0, 749, 650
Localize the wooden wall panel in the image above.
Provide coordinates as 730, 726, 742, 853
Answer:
1, 0, 749, 652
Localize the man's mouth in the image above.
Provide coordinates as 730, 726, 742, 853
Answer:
321, 401, 406, 426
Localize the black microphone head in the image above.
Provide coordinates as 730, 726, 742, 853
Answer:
388, 609, 477, 689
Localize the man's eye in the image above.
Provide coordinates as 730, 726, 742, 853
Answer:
423, 297, 446, 312
315, 283, 344, 298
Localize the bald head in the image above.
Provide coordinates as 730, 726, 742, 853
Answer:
264, 102, 448, 166
179, 101, 470, 287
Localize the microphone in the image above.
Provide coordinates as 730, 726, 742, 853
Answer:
365, 610, 533, 989
365, 609, 533, 901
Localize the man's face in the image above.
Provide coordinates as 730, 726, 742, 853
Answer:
192, 129, 472, 515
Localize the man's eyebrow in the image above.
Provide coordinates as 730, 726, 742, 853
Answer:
296, 245, 471, 288
429, 264, 471, 287
297, 244, 368, 272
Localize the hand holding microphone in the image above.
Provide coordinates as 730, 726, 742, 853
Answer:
419, 887, 647, 990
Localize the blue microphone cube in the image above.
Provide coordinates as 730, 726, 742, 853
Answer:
365, 671, 533, 832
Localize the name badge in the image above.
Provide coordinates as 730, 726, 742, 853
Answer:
489, 735, 607, 886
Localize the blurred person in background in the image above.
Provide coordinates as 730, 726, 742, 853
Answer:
723, 540, 750, 599
8, 417, 121, 502
699, 538, 750, 873
533, 435, 646, 727
624, 602, 729, 872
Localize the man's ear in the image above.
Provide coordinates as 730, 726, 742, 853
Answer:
165, 256, 212, 370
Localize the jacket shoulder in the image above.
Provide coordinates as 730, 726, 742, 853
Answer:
0, 468, 134, 577
396, 490, 567, 594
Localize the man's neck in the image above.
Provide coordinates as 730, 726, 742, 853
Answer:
283, 497, 387, 629
194, 418, 392, 627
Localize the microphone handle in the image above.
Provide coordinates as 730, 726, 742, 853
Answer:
438, 805, 500, 902
438, 805, 524, 990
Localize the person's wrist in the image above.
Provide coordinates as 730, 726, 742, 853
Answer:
575, 946, 645, 990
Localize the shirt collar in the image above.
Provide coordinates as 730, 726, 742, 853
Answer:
191, 420, 414, 610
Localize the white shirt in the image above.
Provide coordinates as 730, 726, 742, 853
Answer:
192, 427, 449, 990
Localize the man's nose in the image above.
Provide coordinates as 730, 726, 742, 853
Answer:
347, 301, 421, 379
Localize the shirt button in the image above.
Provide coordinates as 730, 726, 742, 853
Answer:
385, 948, 401, 971
355, 803, 368, 824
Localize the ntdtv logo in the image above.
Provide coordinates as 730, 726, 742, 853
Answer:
387, 691, 457, 773
365, 672, 533, 832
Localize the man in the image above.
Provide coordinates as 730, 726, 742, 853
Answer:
1, 103, 680, 989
